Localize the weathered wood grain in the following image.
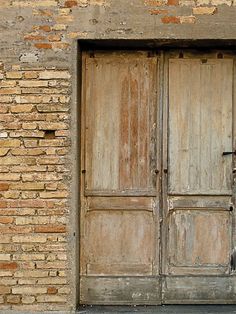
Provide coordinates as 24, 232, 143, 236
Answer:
168, 59, 233, 195
84, 52, 158, 193
168, 209, 231, 273
80, 276, 161, 305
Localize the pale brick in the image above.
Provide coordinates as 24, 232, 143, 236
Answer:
0, 132, 8, 138
38, 122, 67, 130
11, 148, 46, 156
12, 0, 58, 6
11, 104, 34, 113
1, 157, 36, 165
22, 122, 37, 130
21, 191, 37, 199
193, 7, 217, 15
18, 279, 37, 285
36, 261, 66, 269
22, 172, 62, 182
0, 286, 11, 294
0, 271, 13, 277
15, 216, 49, 225
0, 88, 21, 95
6, 295, 21, 304
12, 235, 47, 243
0, 236, 11, 244
211, 0, 231, 3
19, 80, 49, 87
51, 24, 68, 31
0, 96, 13, 103
58, 286, 70, 294
10, 182, 45, 191
180, 16, 196, 24
1, 278, 17, 285
0, 148, 9, 156
15, 95, 51, 104
55, 130, 69, 137
22, 296, 35, 304
39, 139, 66, 147
39, 71, 71, 79
6, 72, 23, 79
0, 139, 21, 147
14, 270, 48, 278
0, 81, 17, 88
24, 139, 38, 147
10, 131, 45, 138
0, 173, 21, 181
2, 191, 21, 199
13, 254, 45, 261
37, 104, 69, 112
39, 191, 68, 198
11, 165, 47, 172
0, 254, 11, 261
37, 277, 67, 285
12, 286, 47, 294
38, 157, 62, 165
24, 72, 39, 79
37, 295, 67, 303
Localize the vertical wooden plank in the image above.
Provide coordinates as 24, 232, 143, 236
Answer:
119, 71, 131, 190
138, 62, 149, 189
169, 59, 233, 195
130, 63, 139, 189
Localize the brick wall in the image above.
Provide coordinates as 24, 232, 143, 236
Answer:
0, 0, 236, 312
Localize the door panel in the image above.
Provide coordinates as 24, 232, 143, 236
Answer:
83, 210, 155, 276
80, 51, 160, 304
169, 209, 231, 274
164, 56, 234, 284
84, 52, 157, 195
169, 59, 233, 195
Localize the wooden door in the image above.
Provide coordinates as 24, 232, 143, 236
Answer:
80, 50, 236, 305
80, 51, 161, 304
162, 53, 236, 303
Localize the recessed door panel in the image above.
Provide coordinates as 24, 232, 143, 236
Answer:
168, 59, 233, 195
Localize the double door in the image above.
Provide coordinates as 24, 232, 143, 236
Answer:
80, 50, 236, 304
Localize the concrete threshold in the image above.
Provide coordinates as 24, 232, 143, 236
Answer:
77, 305, 236, 314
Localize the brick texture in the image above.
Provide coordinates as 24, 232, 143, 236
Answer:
0, 62, 70, 311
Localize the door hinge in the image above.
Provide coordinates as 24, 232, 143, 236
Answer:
231, 249, 236, 271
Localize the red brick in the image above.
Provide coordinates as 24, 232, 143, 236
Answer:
47, 287, 58, 294
24, 35, 46, 41
38, 25, 51, 32
0, 183, 9, 191
34, 225, 66, 233
64, 0, 77, 7
34, 43, 53, 49
150, 9, 169, 15
0, 262, 18, 270
0, 217, 14, 224
168, 0, 179, 5
161, 16, 180, 24
0, 200, 7, 208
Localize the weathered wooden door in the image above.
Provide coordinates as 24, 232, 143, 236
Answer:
80, 50, 236, 304
80, 51, 162, 304
162, 52, 236, 303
